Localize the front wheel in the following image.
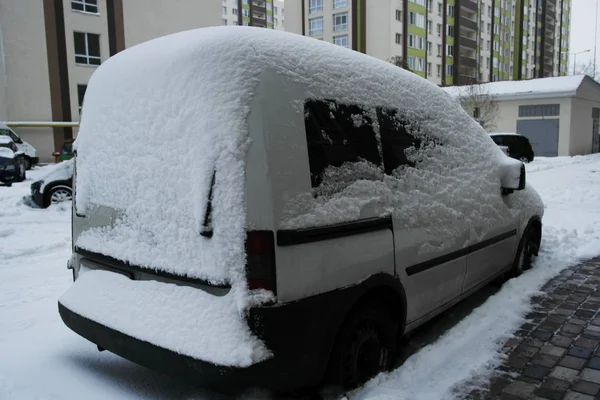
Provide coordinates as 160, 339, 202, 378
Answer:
325, 303, 398, 390
45, 186, 72, 207
511, 225, 539, 277
16, 161, 26, 182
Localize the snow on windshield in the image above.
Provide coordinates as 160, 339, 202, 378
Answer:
0, 147, 14, 159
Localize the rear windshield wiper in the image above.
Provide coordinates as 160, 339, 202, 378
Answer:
200, 171, 216, 238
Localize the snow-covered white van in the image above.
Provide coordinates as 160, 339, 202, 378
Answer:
59, 27, 544, 395
0, 123, 38, 169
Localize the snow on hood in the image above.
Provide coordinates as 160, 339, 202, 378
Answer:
0, 148, 14, 159
39, 159, 74, 191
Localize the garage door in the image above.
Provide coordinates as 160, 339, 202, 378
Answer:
516, 119, 559, 157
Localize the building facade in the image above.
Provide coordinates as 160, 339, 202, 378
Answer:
0, 0, 285, 161
222, 0, 285, 30
289, 0, 571, 86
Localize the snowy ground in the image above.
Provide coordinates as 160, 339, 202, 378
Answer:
1, 155, 600, 400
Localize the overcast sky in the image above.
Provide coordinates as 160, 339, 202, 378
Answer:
570, 0, 600, 74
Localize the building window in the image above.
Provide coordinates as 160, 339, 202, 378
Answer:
333, 0, 348, 9
447, 24, 454, 37
222, 18, 228, 25
436, 64, 441, 76
408, 34, 424, 49
395, 33, 402, 44
518, 104, 560, 117
233, 8, 238, 15
447, 5, 455, 17
333, 12, 348, 31
427, 20, 432, 34
309, 17, 324, 35
396, 9, 402, 21
274, 6, 278, 14
334, 35, 349, 48
222, 6, 227, 15
408, 12, 425, 28
243, 8, 249, 17
436, 23, 441, 36
409, 0, 426, 5
438, 2, 442, 15
77, 84, 87, 114
74, 32, 101, 66
71, 0, 98, 14
427, 62, 432, 76
446, 44, 454, 57
309, 0, 323, 13
437, 44, 441, 56
446, 64, 453, 77
427, 41, 432, 55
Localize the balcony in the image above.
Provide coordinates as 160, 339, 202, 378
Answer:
459, 0, 478, 12
460, 15, 478, 31
252, 0, 266, 7
460, 36, 477, 50
460, 54, 477, 68
252, 11, 266, 20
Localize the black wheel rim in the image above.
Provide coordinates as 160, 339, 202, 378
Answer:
342, 322, 386, 388
521, 232, 537, 270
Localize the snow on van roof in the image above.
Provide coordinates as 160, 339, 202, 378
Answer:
74, 26, 457, 284
442, 75, 586, 101
0, 136, 13, 144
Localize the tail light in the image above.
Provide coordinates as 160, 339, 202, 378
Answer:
245, 231, 276, 294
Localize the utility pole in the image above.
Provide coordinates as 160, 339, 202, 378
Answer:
594, 0, 599, 79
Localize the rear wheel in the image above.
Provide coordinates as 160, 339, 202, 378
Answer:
325, 302, 397, 390
511, 224, 539, 277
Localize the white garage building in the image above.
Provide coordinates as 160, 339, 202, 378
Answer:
443, 75, 600, 157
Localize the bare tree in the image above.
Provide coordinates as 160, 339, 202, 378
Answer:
573, 60, 600, 82
387, 56, 413, 73
456, 84, 500, 132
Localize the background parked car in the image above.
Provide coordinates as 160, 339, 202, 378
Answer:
0, 123, 39, 169
0, 137, 26, 186
30, 159, 74, 208
52, 139, 74, 162
490, 133, 535, 163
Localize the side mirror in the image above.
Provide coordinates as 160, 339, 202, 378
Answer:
501, 163, 526, 195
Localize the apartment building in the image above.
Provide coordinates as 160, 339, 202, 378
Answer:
287, 0, 571, 86
222, 0, 286, 30
0, 0, 286, 161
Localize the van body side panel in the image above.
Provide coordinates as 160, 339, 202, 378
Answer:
394, 227, 468, 324
463, 226, 517, 292
260, 74, 395, 303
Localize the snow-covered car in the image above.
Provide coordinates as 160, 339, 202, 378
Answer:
0, 136, 26, 186
58, 27, 544, 396
30, 159, 74, 208
0, 123, 39, 169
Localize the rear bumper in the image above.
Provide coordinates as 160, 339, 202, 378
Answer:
58, 288, 345, 394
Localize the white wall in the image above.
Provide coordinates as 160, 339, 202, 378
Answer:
494, 97, 572, 156
63, 0, 110, 123
569, 80, 600, 155
365, 0, 394, 62
123, 0, 222, 48
284, 0, 302, 34
0, 22, 7, 121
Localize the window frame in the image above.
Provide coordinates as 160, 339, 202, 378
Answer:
71, 0, 99, 14
308, 17, 324, 35
309, 0, 323, 13
333, 12, 349, 32
73, 32, 101, 66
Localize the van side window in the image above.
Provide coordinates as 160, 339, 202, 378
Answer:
304, 99, 382, 189
377, 108, 421, 175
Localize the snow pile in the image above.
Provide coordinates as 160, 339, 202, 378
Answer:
442, 75, 585, 100
59, 269, 270, 366
0, 147, 14, 159
39, 159, 74, 191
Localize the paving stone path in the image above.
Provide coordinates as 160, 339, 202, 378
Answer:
467, 258, 600, 400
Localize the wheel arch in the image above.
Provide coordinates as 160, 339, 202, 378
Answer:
317, 273, 407, 381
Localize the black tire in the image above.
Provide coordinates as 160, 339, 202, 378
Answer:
44, 185, 73, 207
325, 302, 398, 390
15, 159, 26, 182
23, 157, 31, 170
511, 223, 539, 277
